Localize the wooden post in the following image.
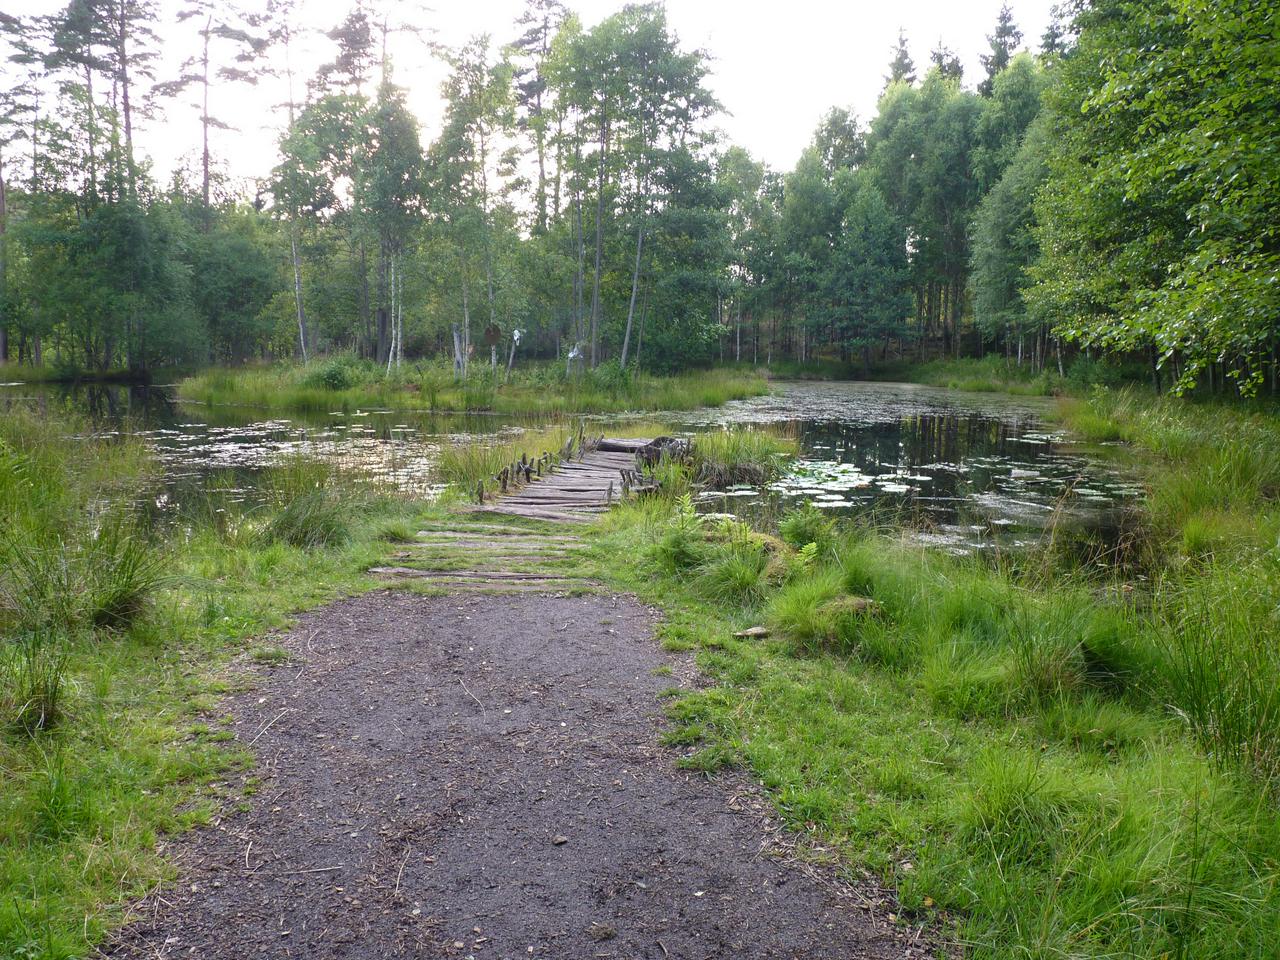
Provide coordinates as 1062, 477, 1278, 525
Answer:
476, 479, 484, 503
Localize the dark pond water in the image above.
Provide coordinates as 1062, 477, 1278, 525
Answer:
669, 382, 1143, 555
0, 379, 1141, 555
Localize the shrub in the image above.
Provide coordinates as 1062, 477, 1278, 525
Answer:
778, 502, 837, 556
650, 496, 707, 573
301, 356, 361, 391
419, 364, 453, 409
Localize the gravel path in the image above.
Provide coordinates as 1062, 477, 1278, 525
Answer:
104, 590, 920, 959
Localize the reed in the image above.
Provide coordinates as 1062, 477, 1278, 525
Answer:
689, 425, 798, 486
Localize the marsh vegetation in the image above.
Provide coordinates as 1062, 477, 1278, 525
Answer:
585, 389, 1280, 959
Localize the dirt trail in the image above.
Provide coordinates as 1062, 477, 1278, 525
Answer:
104, 589, 921, 959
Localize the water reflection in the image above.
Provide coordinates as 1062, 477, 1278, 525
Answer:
671, 382, 1143, 555
1, 378, 1142, 556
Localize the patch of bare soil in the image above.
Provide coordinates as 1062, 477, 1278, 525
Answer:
103, 590, 923, 959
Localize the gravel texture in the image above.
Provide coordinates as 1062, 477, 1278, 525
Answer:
104, 590, 921, 959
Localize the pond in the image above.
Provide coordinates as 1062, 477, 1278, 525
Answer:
670, 381, 1143, 555
0, 378, 1141, 556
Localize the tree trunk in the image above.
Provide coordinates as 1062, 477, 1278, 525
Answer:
534, 117, 547, 234
552, 112, 563, 221
396, 260, 404, 367
359, 240, 371, 357
117, 0, 136, 197
376, 243, 389, 365
619, 223, 644, 369
460, 259, 472, 378
386, 256, 397, 374
735, 300, 742, 363
290, 228, 308, 362
85, 64, 97, 200
573, 179, 585, 345
588, 113, 608, 368
200, 16, 211, 224
0, 145, 7, 363
451, 323, 464, 378
636, 281, 649, 369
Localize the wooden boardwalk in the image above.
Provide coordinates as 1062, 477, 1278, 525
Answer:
369, 438, 651, 593
473, 437, 651, 523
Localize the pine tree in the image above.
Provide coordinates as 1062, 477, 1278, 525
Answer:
509, 0, 565, 234
1039, 5, 1070, 57
930, 41, 963, 82
979, 3, 1023, 95
884, 28, 915, 87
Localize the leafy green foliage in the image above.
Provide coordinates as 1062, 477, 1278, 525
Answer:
1029, 0, 1280, 393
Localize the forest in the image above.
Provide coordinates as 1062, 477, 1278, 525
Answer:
0, 0, 1273, 390
6, 3, 1280, 958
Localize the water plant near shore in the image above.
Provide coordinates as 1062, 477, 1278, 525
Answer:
688, 426, 798, 486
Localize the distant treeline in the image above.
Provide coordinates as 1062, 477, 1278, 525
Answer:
0, 1, 1273, 391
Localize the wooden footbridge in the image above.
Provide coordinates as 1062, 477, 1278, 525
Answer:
369, 434, 672, 593
471, 435, 654, 523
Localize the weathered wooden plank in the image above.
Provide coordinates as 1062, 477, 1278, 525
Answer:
597, 438, 652, 452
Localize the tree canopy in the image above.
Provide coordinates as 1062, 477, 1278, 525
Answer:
0, 0, 1273, 394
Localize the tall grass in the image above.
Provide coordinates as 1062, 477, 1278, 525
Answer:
585, 480, 1280, 959
689, 425, 798, 486
435, 424, 572, 493
177, 357, 770, 415
764, 355, 1137, 396
0, 410, 164, 734
257, 456, 362, 549
1053, 389, 1280, 785
0, 405, 424, 958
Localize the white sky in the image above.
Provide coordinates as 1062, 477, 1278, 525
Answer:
20, 0, 1056, 188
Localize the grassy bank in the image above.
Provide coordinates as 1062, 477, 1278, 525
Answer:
1057, 388, 1280, 557
763, 355, 1141, 398
568, 391, 1280, 958
0, 408, 428, 958
177, 357, 770, 416
0, 362, 159, 385
582, 494, 1280, 958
